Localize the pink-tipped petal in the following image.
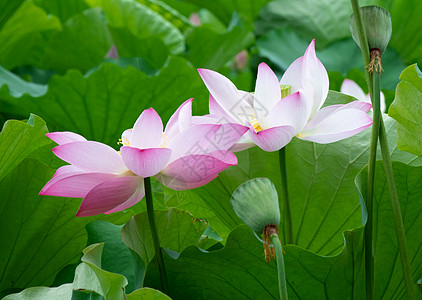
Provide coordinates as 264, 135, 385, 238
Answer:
306, 101, 372, 129
46, 132, 87, 145
166, 123, 220, 162
248, 125, 296, 152
156, 150, 237, 190
198, 68, 254, 124
120, 146, 171, 177
341, 79, 367, 102
76, 176, 143, 217
299, 108, 373, 143
254, 63, 281, 128
40, 172, 116, 198
203, 122, 249, 152
280, 40, 329, 119
131, 108, 163, 148
39, 165, 87, 195
268, 90, 311, 134
165, 99, 193, 139
53, 141, 127, 174
303, 40, 329, 118
105, 183, 145, 214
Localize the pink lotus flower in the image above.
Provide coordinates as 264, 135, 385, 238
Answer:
39, 131, 142, 217
198, 40, 373, 151
40, 100, 248, 217
341, 78, 386, 113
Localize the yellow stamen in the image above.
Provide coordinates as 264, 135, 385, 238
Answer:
250, 115, 263, 133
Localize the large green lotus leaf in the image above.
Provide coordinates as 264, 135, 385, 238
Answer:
355, 162, 422, 299
186, 0, 272, 24
146, 160, 422, 300
144, 225, 278, 299
0, 56, 207, 146
33, 0, 89, 22
167, 115, 422, 253
86, 0, 184, 67
185, 17, 254, 70
86, 221, 144, 293
0, 0, 61, 70
0, 114, 50, 181
121, 208, 208, 264
0, 159, 131, 293
38, 7, 113, 72
389, 64, 422, 156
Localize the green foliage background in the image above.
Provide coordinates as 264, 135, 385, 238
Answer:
0, 0, 421, 299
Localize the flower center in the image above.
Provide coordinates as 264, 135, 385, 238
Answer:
280, 85, 291, 99
250, 115, 263, 133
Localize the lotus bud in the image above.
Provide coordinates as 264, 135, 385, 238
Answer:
231, 178, 280, 233
349, 5, 392, 54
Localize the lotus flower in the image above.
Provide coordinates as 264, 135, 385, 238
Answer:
198, 40, 373, 151
39, 131, 143, 217
341, 78, 386, 112
40, 100, 248, 216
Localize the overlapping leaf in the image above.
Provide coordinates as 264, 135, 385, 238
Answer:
0, 114, 50, 181
389, 64, 422, 156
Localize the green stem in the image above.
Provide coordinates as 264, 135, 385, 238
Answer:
378, 124, 416, 299
279, 147, 293, 244
270, 233, 288, 300
363, 59, 381, 300
144, 177, 169, 294
351, 1, 416, 298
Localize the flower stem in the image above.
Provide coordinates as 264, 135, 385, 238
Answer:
351, 1, 416, 298
270, 233, 288, 300
378, 123, 416, 299
364, 53, 382, 299
144, 177, 169, 294
279, 147, 293, 244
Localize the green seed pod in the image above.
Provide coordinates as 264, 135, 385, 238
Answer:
230, 178, 280, 233
349, 5, 392, 53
